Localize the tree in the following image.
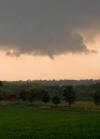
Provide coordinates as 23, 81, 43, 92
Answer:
63, 86, 76, 107
26, 87, 38, 104
52, 96, 61, 105
94, 91, 100, 106
0, 81, 3, 87
0, 88, 7, 100
20, 89, 26, 101
42, 90, 50, 103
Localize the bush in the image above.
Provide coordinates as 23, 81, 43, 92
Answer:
26, 87, 38, 104
52, 96, 61, 105
94, 91, 100, 106
63, 86, 76, 107
0, 81, 3, 87
0, 88, 7, 100
42, 90, 50, 103
20, 89, 26, 101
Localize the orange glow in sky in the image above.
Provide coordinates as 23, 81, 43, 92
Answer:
0, 39, 100, 81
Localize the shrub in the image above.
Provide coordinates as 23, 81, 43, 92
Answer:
20, 89, 26, 101
0, 88, 7, 100
42, 90, 50, 103
52, 96, 61, 105
63, 86, 76, 107
94, 91, 100, 106
26, 87, 38, 104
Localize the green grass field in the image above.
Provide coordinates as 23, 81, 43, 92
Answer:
0, 103, 100, 139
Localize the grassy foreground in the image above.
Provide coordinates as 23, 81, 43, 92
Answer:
0, 103, 100, 139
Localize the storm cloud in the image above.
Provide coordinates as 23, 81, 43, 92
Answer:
0, 0, 100, 57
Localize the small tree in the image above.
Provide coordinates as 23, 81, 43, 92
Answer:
42, 90, 50, 103
0, 88, 7, 100
52, 96, 61, 105
94, 91, 100, 106
26, 87, 38, 104
63, 86, 76, 107
0, 81, 3, 87
20, 89, 26, 101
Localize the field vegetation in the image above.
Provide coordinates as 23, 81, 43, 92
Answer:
0, 103, 100, 139
0, 81, 100, 138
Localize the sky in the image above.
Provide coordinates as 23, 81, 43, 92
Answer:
0, 0, 100, 81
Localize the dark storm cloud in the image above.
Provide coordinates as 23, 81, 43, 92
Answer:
0, 0, 99, 57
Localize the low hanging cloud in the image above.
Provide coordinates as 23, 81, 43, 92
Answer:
0, 0, 99, 57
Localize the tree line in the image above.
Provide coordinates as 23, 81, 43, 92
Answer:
0, 81, 100, 107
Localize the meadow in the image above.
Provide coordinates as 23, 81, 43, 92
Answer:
0, 102, 100, 139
